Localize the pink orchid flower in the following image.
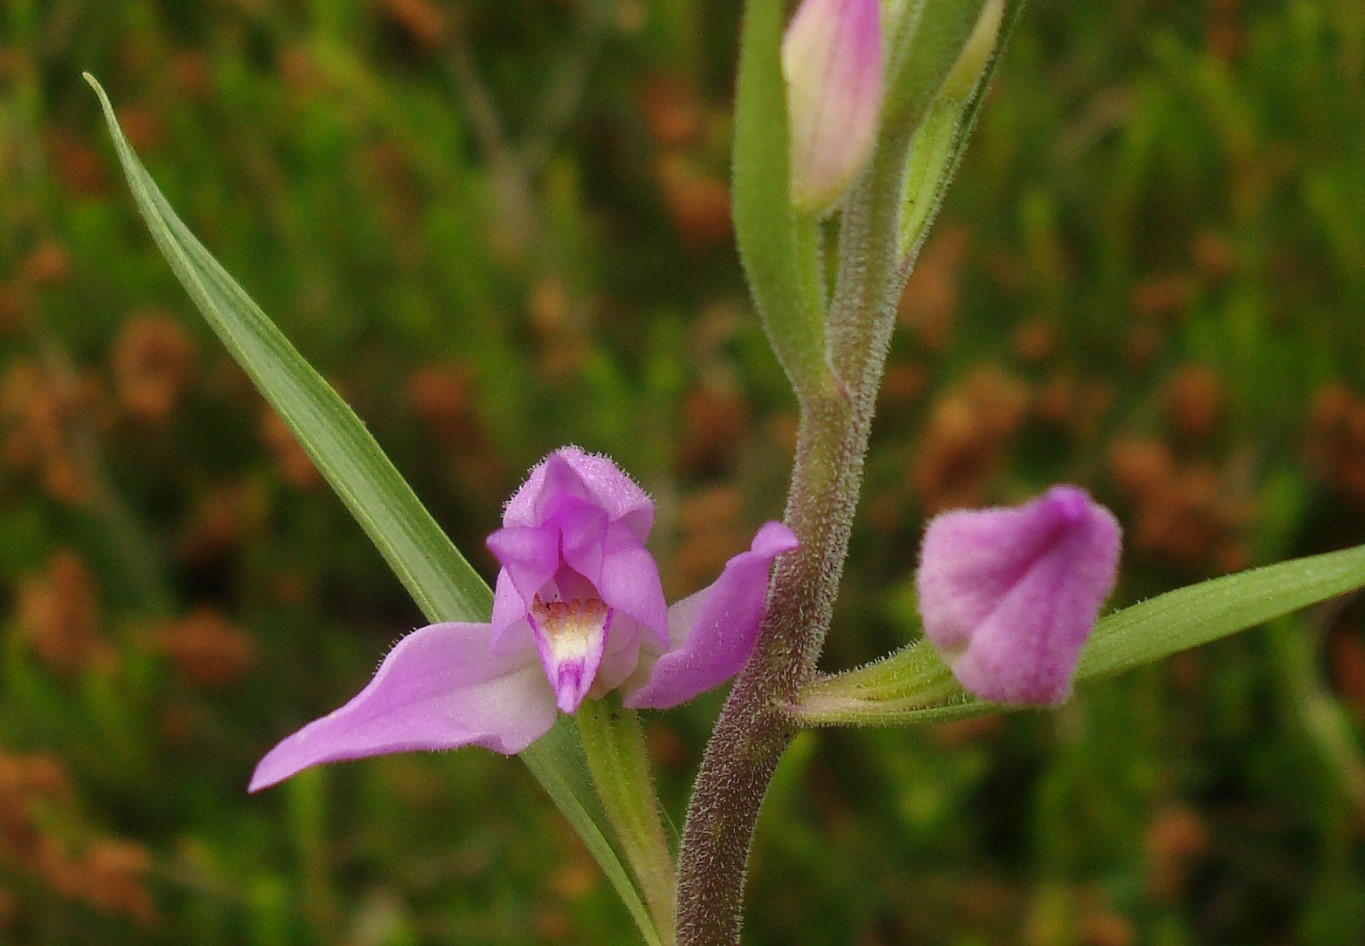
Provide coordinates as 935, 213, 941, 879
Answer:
250, 447, 797, 791
916, 485, 1121, 705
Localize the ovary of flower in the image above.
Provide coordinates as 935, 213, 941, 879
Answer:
249, 447, 798, 792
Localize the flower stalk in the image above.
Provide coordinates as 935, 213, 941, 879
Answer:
577, 697, 677, 946
674, 86, 909, 937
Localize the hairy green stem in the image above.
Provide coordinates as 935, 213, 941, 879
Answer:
673, 4, 1026, 940
578, 697, 678, 945
674, 112, 912, 946
672, 393, 854, 946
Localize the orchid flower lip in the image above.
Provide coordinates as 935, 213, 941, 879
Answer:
249, 447, 800, 790
528, 595, 614, 714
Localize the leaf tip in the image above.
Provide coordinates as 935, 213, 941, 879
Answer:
82, 72, 114, 115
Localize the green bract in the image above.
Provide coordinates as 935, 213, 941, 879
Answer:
732, 0, 829, 402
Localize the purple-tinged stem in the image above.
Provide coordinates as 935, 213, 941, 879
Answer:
674, 100, 912, 946
673, 2, 1020, 939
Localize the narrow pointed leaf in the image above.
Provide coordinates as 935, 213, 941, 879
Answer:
87, 75, 659, 946
1076, 542, 1365, 682
89, 75, 487, 625
880, 0, 985, 135
895, 0, 1025, 261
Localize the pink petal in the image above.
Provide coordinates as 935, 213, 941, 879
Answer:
486, 524, 561, 645
623, 521, 799, 709
488, 451, 667, 651
593, 521, 668, 646
504, 447, 655, 542
248, 623, 554, 792
557, 498, 609, 579
490, 569, 536, 654
916, 485, 1121, 705
592, 624, 644, 695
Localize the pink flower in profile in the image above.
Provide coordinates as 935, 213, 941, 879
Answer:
916, 486, 1121, 705
250, 447, 797, 791
782, 0, 883, 213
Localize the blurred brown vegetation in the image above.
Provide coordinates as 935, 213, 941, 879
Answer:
2, 0, 1364, 943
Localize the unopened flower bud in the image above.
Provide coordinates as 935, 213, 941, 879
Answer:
916, 485, 1121, 705
782, 0, 883, 214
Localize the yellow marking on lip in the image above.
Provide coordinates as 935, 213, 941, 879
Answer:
532, 597, 609, 663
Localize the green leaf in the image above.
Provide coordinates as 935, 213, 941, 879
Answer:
732, 0, 827, 401
890, 0, 1023, 262
881, 0, 986, 136
792, 543, 1365, 726
1077, 543, 1365, 682
897, 101, 960, 257
578, 699, 677, 946
86, 74, 660, 946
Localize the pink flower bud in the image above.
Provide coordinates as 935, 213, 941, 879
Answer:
916, 486, 1121, 705
782, 0, 883, 213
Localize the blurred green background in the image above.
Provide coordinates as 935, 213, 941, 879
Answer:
3, 0, 1365, 943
